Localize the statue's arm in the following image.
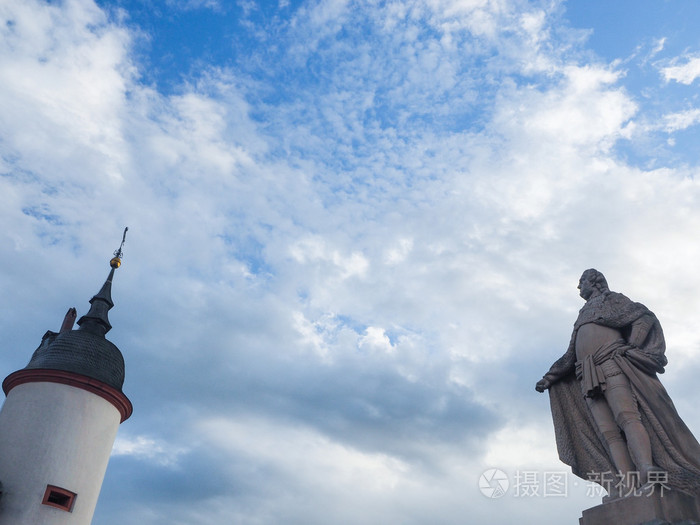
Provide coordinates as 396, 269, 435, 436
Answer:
625, 311, 667, 372
536, 331, 576, 392
628, 313, 655, 348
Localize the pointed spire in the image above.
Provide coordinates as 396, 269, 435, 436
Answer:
76, 228, 128, 337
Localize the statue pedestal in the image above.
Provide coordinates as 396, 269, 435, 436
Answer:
580, 489, 700, 525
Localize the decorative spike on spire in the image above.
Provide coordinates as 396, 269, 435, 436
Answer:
77, 228, 128, 337
110, 227, 128, 268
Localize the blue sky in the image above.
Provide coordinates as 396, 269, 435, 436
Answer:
3, 1, 700, 524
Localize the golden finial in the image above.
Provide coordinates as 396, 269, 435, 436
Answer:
110, 227, 128, 269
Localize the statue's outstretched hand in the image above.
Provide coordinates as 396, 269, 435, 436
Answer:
535, 378, 551, 393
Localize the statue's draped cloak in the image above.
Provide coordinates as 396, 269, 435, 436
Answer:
544, 292, 700, 495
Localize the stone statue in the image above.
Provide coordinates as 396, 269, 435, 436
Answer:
536, 269, 700, 497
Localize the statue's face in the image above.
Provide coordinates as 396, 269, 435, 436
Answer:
578, 276, 595, 300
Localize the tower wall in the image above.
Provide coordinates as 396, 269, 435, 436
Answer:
0, 381, 121, 525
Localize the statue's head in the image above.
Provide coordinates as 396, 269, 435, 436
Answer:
578, 268, 609, 300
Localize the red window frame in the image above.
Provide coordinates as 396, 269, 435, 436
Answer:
42, 485, 77, 512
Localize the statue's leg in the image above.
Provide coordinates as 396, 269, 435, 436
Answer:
586, 395, 635, 494
604, 373, 657, 483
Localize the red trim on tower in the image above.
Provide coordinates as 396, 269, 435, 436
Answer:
3, 369, 133, 422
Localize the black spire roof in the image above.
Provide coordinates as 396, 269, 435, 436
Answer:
22, 230, 129, 392
76, 267, 115, 336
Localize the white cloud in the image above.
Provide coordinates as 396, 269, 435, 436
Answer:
502, 65, 635, 151
112, 434, 188, 467
384, 237, 414, 265
290, 236, 369, 280
652, 37, 666, 56
189, 415, 504, 524
0, 0, 133, 184
661, 55, 700, 84
292, 310, 336, 359
358, 326, 395, 353
199, 416, 410, 490
662, 108, 700, 132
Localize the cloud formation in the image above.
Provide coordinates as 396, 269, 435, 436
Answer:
661, 55, 700, 85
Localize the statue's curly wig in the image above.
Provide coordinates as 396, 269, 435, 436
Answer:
581, 268, 609, 293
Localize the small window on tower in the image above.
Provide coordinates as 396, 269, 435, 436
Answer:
42, 485, 77, 512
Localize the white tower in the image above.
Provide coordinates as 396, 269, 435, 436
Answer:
0, 238, 132, 524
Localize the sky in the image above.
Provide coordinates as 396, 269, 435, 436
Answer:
2, 0, 700, 523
